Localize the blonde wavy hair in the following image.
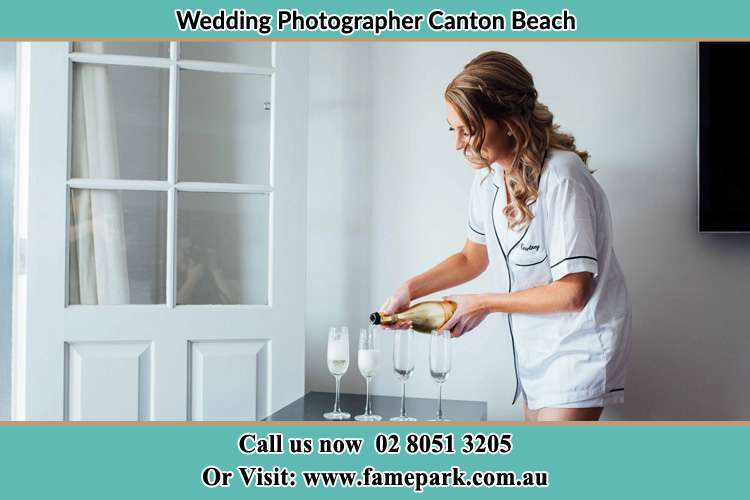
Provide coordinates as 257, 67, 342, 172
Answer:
445, 51, 589, 231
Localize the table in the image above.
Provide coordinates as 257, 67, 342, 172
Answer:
264, 391, 487, 421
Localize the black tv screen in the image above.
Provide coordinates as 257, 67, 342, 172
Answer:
699, 42, 750, 232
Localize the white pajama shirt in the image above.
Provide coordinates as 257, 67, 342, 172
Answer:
467, 148, 631, 410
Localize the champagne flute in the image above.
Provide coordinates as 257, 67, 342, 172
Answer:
428, 330, 452, 421
324, 326, 351, 420
390, 328, 416, 421
355, 327, 382, 421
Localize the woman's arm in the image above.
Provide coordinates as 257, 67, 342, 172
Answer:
380, 240, 488, 323
485, 272, 593, 314
442, 272, 593, 337
405, 240, 488, 300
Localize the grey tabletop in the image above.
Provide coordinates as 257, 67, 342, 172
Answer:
264, 391, 487, 421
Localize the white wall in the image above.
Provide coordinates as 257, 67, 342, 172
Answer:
306, 43, 373, 395
307, 42, 750, 420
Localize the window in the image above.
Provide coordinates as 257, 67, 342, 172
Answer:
66, 42, 274, 306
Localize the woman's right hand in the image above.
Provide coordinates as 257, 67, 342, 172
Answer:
379, 283, 413, 329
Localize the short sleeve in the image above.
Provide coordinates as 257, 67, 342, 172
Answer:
544, 178, 599, 280
467, 174, 487, 245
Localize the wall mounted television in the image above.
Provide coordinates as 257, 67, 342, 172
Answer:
699, 42, 750, 232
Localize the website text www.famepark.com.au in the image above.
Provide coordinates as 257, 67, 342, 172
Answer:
229, 465, 549, 492
303, 465, 549, 491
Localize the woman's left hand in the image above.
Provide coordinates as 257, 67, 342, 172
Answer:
441, 294, 491, 338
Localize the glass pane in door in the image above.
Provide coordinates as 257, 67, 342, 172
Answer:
178, 70, 271, 185
180, 42, 272, 67
72, 42, 169, 58
177, 192, 269, 305
68, 189, 167, 305
71, 63, 169, 180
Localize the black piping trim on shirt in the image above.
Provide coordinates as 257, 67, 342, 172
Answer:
492, 181, 538, 208
507, 223, 532, 256
492, 147, 547, 204
514, 255, 549, 267
609, 387, 625, 393
490, 149, 548, 406
468, 223, 485, 236
550, 255, 598, 269
492, 185, 520, 405
492, 186, 534, 256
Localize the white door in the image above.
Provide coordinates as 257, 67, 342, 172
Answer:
14, 42, 308, 421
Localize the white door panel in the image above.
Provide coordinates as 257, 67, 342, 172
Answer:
189, 340, 268, 421
66, 341, 153, 421
17, 42, 308, 421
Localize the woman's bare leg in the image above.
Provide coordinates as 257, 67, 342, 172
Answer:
536, 406, 603, 421
523, 401, 539, 422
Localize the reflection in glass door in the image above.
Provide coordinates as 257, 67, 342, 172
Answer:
66, 42, 274, 306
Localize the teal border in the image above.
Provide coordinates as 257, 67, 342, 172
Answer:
0, 424, 747, 498
1, 1, 749, 39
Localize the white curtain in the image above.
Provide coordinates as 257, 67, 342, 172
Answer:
70, 42, 130, 304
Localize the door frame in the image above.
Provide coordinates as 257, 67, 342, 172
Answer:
12, 41, 309, 421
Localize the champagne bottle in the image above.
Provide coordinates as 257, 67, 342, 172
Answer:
370, 300, 457, 333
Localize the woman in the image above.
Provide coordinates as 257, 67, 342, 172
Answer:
380, 51, 631, 422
